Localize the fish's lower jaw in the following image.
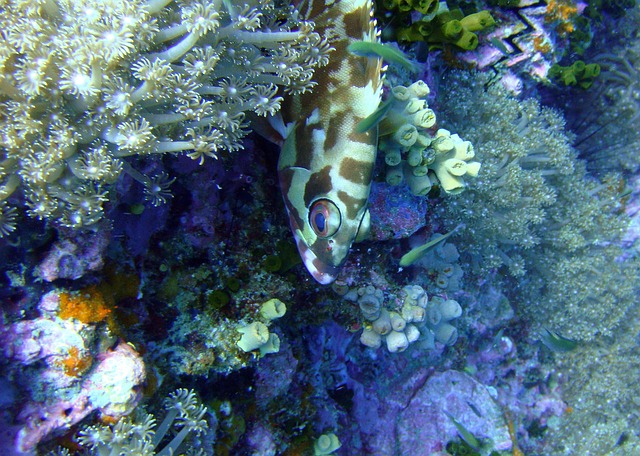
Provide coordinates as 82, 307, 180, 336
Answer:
308, 264, 337, 285
300, 246, 339, 285
295, 235, 340, 285
304, 256, 339, 284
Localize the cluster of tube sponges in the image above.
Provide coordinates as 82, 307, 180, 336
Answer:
379, 81, 480, 195
236, 298, 286, 357
548, 60, 600, 89
397, 7, 495, 52
336, 283, 462, 353
413, 236, 464, 292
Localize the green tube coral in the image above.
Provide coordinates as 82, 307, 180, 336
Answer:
460, 11, 496, 32
453, 30, 479, 51
548, 61, 601, 89
442, 20, 464, 41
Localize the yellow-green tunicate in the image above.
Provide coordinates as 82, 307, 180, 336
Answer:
372, 309, 392, 335
385, 148, 402, 166
259, 298, 287, 321
434, 322, 458, 345
237, 322, 269, 352
404, 99, 425, 114
413, 108, 436, 129
386, 163, 404, 185
460, 10, 496, 32
258, 333, 280, 356
405, 171, 432, 196
444, 158, 468, 176
440, 299, 463, 321
393, 124, 418, 147
412, 165, 429, 177
408, 80, 430, 98
314, 433, 342, 455
392, 85, 411, 101
432, 132, 455, 153
407, 147, 423, 167
360, 328, 382, 349
386, 329, 409, 352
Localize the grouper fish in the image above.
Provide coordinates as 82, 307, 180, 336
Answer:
277, 0, 383, 284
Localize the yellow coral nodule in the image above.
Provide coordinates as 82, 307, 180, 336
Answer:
314, 433, 342, 455
385, 330, 409, 353
237, 322, 270, 352
258, 333, 280, 356
444, 158, 468, 177
413, 108, 436, 129
393, 124, 419, 147
259, 298, 287, 321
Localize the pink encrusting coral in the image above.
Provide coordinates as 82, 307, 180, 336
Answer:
34, 229, 110, 282
0, 291, 145, 452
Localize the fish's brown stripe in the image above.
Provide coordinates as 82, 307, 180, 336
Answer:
349, 125, 376, 144
343, 6, 370, 39
338, 190, 367, 220
324, 110, 349, 151
339, 157, 372, 185
279, 168, 305, 229
304, 165, 333, 207
294, 125, 315, 169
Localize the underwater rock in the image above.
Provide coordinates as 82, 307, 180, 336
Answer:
1, 290, 145, 452
396, 370, 511, 453
34, 229, 110, 281
368, 182, 428, 241
15, 341, 145, 452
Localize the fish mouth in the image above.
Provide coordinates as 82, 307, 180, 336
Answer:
293, 230, 340, 285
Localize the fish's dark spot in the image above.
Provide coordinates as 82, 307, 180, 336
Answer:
304, 166, 333, 207
338, 190, 366, 220
340, 157, 371, 185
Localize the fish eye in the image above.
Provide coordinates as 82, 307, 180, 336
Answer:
309, 199, 341, 238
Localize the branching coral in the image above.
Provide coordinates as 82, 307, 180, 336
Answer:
437, 71, 576, 275
557, 8, 640, 175
436, 70, 638, 340
0, 0, 331, 232
577, 55, 640, 172
75, 388, 209, 455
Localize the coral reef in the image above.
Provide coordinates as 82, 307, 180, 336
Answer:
74, 388, 212, 455
543, 301, 640, 454
0, 0, 330, 231
565, 7, 640, 174
1, 289, 146, 451
0, 1, 639, 455
379, 80, 480, 195
436, 70, 639, 341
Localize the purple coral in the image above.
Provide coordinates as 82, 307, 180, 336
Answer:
34, 229, 110, 282
0, 291, 145, 452
14, 341, 145, 452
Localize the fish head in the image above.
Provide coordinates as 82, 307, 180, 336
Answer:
275, 0, 381, 284
278, 134, 372, 284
